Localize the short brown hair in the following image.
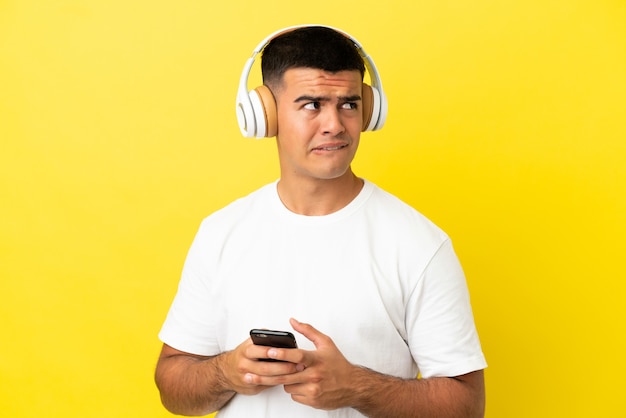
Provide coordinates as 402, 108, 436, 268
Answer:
261, 26, 366, 89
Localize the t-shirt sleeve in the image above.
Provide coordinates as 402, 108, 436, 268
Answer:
158, 221, 221, 356
406, 239, 487, 378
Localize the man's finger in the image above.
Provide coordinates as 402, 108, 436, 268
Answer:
290, 317, 327, 348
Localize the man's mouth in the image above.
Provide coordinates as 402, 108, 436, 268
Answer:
312, 144, 348, 151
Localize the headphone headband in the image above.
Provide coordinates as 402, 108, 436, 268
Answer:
236, 25, 388, 138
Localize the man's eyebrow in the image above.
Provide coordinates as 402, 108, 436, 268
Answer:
340, 95, 362, 102
294, 95, 328, 103
294, 95, 362, 103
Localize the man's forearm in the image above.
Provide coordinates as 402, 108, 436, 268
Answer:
349, 368, 485, 418
155, 350, 235, 416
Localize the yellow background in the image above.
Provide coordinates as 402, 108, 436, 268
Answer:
1, 0, 625, 416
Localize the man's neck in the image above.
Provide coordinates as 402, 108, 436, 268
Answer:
276, 172, 364, 216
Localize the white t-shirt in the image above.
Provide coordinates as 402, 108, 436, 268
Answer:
159, 180, 487, 417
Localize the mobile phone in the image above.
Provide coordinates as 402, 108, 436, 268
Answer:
250, 329, 298, 349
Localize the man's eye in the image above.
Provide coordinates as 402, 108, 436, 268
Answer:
342, 102, 358, 110
304, 102, 320, 110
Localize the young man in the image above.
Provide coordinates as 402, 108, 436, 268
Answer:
155, 26, 487, 417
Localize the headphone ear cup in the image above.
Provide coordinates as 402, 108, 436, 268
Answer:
252, 85, 277, 137
361, 83, 381, 132
236, 91, 255, 138
248, 88, 265, 138
361, 84, 374, 131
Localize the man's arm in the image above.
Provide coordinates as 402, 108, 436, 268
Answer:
249, 319, 485, 418
155, 339, 304, 416
154, 344, 236, 416
347, 367, 484, 418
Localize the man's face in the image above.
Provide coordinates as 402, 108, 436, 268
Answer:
273, 68, 363, 184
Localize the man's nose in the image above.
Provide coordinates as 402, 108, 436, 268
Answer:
320, 108, 345, 136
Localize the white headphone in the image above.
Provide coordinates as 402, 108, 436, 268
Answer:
235, 25, 388, 138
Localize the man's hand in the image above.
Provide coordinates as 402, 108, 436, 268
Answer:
243, 318, 359, 410
282, 318, 359, 409
214, 336, 304, 396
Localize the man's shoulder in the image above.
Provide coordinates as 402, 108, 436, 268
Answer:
200, 182, 277, 225
365, 181, 432, 219
364, 180, 449, 240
